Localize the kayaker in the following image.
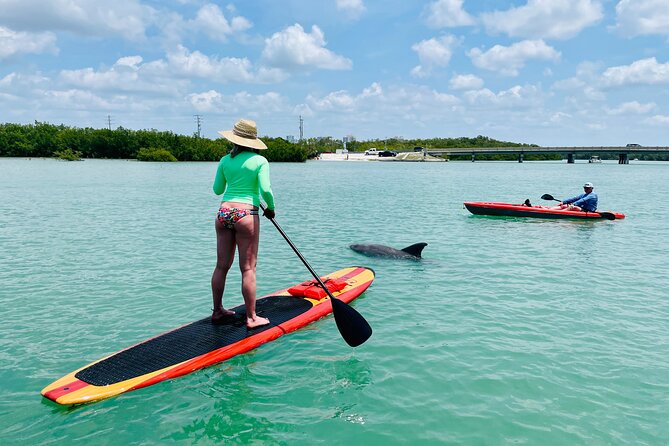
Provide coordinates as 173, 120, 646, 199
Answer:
211, 119, 276, 328
552, 182, 598, 212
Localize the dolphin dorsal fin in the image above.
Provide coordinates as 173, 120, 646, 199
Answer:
400, 243, 428, 258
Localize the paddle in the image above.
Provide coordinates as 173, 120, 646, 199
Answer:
540, 194, 616, 220
260, 204, 372, 347
541, 193, 560, 202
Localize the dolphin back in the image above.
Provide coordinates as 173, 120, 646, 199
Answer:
400, 243, 428, 258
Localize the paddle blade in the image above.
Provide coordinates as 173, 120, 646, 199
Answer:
331, 297, 372, 347
541, 194, 556, 201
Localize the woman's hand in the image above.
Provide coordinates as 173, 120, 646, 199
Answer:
263, 208, 275, 219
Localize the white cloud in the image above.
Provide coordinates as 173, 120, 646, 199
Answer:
189, 4, 252, 42
449, 74, 484, 90
187, 90, 222, 112
551, 61, 603, 96
0, 72, 50, 90
115, 56, 143, 68
304, 82, 459, 114
42, 89, 119, 111
0, 26, 57, 59
550, 111, 572, 123
336, 0, 366, 19
411, 35, 458, 78
167, 45, 287, 83
464, 85, 544, 109
614, 0, 669, 39
481, 0, 603, 40
425, 0, 475, 28
59, 55, 186, 94
468, 40, 560, 76
647, 115, 669, 124
606, 101, 657, 115
187, 90, 286, 114
602, 57, 669, 86
58, 47, 286, 97
0, 0, 152, 40
261, 24, 352, 70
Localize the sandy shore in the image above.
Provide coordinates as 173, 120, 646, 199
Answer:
318, 152, 370, 161
317, 152, 445, 162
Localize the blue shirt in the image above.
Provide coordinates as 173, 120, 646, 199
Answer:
563, 192, 598, 212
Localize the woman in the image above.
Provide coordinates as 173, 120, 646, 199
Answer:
211, 119, 276, 328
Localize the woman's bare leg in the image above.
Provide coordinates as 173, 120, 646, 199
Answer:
234, 213, 269, 328
211, 218, 237, 321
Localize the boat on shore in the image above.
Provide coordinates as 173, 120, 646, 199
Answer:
464, 202, 625, 220
588, 155, 602, 163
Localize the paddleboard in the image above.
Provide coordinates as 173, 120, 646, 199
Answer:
41, 266, 374, 405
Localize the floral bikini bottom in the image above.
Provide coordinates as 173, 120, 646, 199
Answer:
217, 206, 259, 229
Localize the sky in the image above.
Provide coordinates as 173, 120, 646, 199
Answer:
1, 0, 669, 146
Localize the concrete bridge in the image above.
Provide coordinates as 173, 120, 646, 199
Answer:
418, 146, 669, 164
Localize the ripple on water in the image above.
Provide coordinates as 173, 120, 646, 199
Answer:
1, 159, 668, 444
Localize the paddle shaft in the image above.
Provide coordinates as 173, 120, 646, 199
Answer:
260, 206, 336, 300
259, 204, 373, 347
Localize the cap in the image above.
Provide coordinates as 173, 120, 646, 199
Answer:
583, 182, 594, 188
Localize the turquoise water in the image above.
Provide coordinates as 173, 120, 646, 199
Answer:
1, 157, 667, 445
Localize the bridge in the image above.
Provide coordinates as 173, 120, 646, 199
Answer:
418, 146, 669, 164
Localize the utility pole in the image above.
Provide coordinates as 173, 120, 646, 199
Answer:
299, 115, 304, 141
194, 114, 202, 138
107, 115, 112, 130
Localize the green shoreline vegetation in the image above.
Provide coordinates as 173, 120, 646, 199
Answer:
2, 122, 666, 162
0, 122, 308, 162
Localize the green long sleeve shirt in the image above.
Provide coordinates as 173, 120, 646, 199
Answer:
213, 151, 275, 209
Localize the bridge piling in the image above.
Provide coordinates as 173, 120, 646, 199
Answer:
567, 153, 575, 164
618, 153, 629, 164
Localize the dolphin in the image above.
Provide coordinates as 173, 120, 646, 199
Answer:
349, 242, 428, 260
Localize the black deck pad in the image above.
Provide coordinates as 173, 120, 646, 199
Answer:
76, 296, 312, 386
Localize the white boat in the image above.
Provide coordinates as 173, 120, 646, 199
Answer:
588, 156, 602, 163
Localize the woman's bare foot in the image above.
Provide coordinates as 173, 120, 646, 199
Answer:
212, 308, 236, 324
246, 315, 270, 329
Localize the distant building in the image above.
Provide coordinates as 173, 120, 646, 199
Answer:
286, 135, 296, 143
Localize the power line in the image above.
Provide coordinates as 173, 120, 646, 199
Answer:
194, 114, 202, 138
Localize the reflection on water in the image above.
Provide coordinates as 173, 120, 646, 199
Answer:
169, 353, 374, 442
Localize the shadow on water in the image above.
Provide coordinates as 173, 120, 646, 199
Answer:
166, 348, 373, 443
167, 354, 277, 443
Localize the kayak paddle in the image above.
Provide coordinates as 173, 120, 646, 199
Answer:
541, 193, 560, 202
260, 204, 372, 347
540, 194, 616, 220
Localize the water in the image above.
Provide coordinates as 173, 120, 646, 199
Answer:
1, 158, 667, 445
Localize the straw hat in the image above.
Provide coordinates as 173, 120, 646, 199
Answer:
218, 119, 267, 150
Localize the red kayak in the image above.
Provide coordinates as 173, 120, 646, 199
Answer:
464, 202, 625, 220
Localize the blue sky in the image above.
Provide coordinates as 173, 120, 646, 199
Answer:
1, 0, 668, 145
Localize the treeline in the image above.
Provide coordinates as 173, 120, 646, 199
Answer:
342, 134, 536, 152
1, 122, 542, 162
343, 135, 560, 161
6, 121, 663, 162
0, 122, 309, 162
